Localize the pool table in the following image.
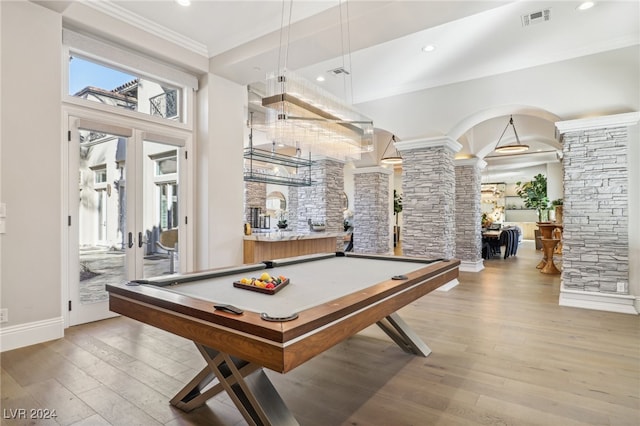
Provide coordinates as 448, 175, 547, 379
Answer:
106, 252, 460, 426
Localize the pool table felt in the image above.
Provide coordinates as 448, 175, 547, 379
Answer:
153, 256, 442, 318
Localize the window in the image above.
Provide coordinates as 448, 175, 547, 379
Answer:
157, 183, 179, 230
150, 151, 178, 176
92, 166, 107, 184
69, 56, 183, 122
149, 151, 178, 229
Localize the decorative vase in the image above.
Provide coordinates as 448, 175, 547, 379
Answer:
277, 222, 287, 230
538, 209, 549, 222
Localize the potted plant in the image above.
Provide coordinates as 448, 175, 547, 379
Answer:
343, 209, 354, 231
276, 209, 288, 229
393, 190, 403, 246
516, 174, 550, 221
311, 222, 325, 232
393, 190, 403, 224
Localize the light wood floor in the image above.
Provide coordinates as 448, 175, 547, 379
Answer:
2, 242, 639, 425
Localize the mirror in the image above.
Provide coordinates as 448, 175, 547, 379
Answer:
266, 191, 286, 216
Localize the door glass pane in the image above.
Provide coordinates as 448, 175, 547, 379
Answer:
78, 130, 127, 304
143, 141, 180, 278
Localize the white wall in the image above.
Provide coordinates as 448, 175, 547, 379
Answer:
359, 47, 640, 141
343, 162, 355, 211
0, 1, 62, 335
546, 162, 564, 204
196, 74, 246, 269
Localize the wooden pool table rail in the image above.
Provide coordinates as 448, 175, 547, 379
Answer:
107, 256, 459, 373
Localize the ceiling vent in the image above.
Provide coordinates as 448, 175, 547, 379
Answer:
328, 67, 350, 76
521, 8, 551, 26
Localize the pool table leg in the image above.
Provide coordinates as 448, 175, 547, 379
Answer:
170, 343, 299, 426
376, 312, 432, 356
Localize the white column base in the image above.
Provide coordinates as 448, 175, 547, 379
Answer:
459, 260, 485, 272
559, 287, 639, 315
0, 317, 65, 352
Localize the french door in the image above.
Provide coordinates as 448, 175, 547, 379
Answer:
67, 116, 189, 326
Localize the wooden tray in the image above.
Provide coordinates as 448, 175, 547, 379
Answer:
233, 278, 290, 295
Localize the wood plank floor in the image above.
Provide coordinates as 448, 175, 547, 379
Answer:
2, 241, 639, 425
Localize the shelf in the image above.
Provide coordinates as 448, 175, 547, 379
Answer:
243, 147, 314, 187
244, 170, 312, 187
243, 148, 313, 168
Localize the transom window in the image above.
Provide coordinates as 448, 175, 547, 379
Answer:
68, 56, 182, 122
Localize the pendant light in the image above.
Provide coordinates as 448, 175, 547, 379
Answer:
494, 115, 529, 154
380, 135, 402, 165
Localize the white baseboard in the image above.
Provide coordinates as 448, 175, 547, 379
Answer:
559, 288, 639, 315
0, 317, 65, 352
437, 278, 459, 292
459, 260, 485, 272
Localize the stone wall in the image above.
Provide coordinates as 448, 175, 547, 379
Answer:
455, 159, 483, 266
287, 181, 299, 232
562, 127, 629, 293
353, 168, 392, 254
244, 180, 266, 225
398, 140, 458, 259
294, 158, 344, 250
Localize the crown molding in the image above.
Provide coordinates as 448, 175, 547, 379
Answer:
455, 157, 487, 169
395, 136, 463, 154
352, 166, 393, 175
556, 112, 640, 134
83, 0, 209, 57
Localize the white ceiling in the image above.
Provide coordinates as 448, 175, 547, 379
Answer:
85, 1, 638, 101
45, 0, 640, 178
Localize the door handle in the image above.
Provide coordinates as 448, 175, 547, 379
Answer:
128, 232, 134, 248
138, 232, 144, 248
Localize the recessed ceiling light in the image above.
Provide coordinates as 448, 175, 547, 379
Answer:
421, 44, 436, 53
577, 2, 595, 11
176, 0, 191, 6
316, 76, 325, 82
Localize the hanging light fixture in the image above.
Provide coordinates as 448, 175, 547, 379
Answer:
380, 135, 402, 165
494, 115, 529, 154
261, 0, 374, 161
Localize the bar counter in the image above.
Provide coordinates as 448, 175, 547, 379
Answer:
243, 231, 344, 263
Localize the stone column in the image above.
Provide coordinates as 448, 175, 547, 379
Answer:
395, 137, 462, 259
556, 112, 639, 314
295, 157, 345, 250
243, 180, 266, 226
287, 183, 299, 232
455, 158, 486, 272
352, 167, 393, 254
